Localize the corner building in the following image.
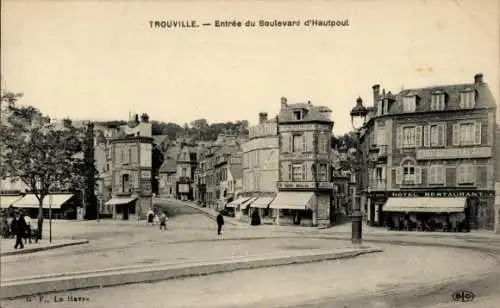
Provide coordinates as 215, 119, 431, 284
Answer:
362, 73, 497, 231
270, 97, 334, 227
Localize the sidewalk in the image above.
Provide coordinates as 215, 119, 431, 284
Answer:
0, 239, 89, 256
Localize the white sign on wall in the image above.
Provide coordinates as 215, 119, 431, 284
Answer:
416, 147, 492, 160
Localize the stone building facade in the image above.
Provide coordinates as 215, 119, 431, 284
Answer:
360, 74, 497, 230
106, 114, 153, 220
175, 145, 198, 201
269, 97, 335, 227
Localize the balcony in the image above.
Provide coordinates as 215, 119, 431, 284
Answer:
378, 145, 388, 159
368, 179, 387, 191
369, 144, 387, 161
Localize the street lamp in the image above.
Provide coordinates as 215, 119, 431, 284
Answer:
350, 97, 368, 245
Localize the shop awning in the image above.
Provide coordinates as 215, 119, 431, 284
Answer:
240, 197, 257, 210
250, 197, 275, 209
269, 192, 314, 210
382, 197, 467, 213
226, 197, 250, 208
105, 197, 138, 206
0, 195, 23, 209
13, 194, 73, 209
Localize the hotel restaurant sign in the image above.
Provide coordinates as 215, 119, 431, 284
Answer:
277, 182, 335, 190
416, 147, 492, 160
384, 191, 495, 198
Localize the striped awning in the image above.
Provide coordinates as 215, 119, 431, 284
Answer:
105, 197, 137, 206
382, 197, 467, 213
0, 195, 23, 209
13, 194, 73, 209
226, 197, 250, 208
269, 192, 314, 210
240, 197, 257, 210
250, 197, 275, 209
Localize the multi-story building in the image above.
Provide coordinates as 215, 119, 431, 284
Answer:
213, 146, 242, 210
269, 97, 335, 227
201, 145, 219, 208
360, 73, 497, 231
175, 145, 198, 201
236, 112, 280, 223
106, 113, 153, 220
158, 157, 177, 198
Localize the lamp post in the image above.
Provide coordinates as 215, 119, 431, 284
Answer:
350, 97, 368, 245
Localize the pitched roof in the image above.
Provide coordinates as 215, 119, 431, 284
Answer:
386, 82, 496, 114
152, 135, 169, 145
159, 158, 177, 173
278, 102, 333, 123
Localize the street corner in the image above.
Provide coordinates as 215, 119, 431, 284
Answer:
0, 239, 90, 257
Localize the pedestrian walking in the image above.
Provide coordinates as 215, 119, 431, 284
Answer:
216, 212, 224, 236
12, 211, 26, 249
147, 209, 154, 224
24, 212, 32, 244
159, 213, 168, 230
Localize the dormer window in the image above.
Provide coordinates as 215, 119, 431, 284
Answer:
431, 92, 446, 111
383, 99, 389, 114
460, 90, 476, 109
293, 110, 303, 120
402, 96, 416, 112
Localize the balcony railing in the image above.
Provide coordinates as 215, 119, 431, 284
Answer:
378, 145, 388, 158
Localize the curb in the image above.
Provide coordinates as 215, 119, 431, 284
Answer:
0, 247, 382, 299
0, 240, 90, 257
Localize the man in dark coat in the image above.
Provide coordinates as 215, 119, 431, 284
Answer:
12, 211, 26, 249
216, 212, 224, 236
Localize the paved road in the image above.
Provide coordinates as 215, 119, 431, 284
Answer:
3, 244, 497, 308
2, 199, 499, 307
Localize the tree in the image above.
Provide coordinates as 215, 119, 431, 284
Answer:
1, 91, 84, 239
83, 122, 98, 220
190, 118, 209, 130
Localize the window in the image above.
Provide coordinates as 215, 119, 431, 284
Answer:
293, 110, 303, 120
430, 124, 445, 147
292, 164, 303, 181
457, 164, 474, 184
428, 165, 444, 184
402, 127, 416, 148
460, 91, 475, 109
459, 123, 475, 145
318, 133, 328, 153
292, 135, 303, 152
431, 94, 446, 110
181, 167, 187, 178
318, 164, 327, 181
403, 96, 416, 112
403, 161, 415, 184
375, 167, 384, 180
122, 174, 130, 192
383, 100, 389, 114
376, 129, 386, 145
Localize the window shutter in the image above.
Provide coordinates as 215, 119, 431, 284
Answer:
457, 165, 463, 184
281, 162, 288, 181
474, 121, 482, 145
396, 127, 403, 148
288, 164, 292, 181
115, 172, 121, 190
439, 124, 446, 146
302, 164, 306, 180
415, 126, 422, 148
423, 125, 430, 147
452, 124, 460, 146
288, 135, 293, 152
395, 167, 402, 185
427, 166, 433, 184
415, 166, 422, 184
440, 166, 445, 184
281, 135, 288, 153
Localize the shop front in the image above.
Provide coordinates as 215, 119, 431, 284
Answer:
377, 190, 495, 231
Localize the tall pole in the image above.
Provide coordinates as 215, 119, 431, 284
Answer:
351, 131, 363, 245
49, 194, 53, 243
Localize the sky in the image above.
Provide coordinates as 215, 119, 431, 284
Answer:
1, 0, 499, 135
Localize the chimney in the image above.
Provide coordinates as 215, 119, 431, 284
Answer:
140, 113, 150, 123
474, 73, 483, 84
372, 84, 380, 105
258, 112, 268, 124
280, 96, 288, 110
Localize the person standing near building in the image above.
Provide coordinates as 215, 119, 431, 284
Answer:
216, 212, 224, 236
12, 211, 26, 249
159, 212, 168, 230
23, 212, 32, 244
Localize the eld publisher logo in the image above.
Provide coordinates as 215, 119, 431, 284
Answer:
452, 290, 475, 302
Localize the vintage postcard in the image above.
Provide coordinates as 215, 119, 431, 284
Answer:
1, 0, 499, 307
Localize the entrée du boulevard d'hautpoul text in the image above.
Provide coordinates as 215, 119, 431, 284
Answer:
149, 19, 350, 29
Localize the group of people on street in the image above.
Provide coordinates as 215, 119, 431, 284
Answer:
1, 209, 36, 249
147, 209, 168, 230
